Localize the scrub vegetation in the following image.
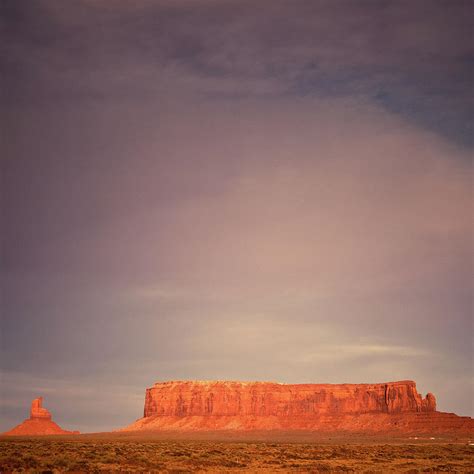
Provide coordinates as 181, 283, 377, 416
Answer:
1, 435, 473, 472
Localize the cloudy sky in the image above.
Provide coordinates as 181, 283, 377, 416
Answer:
1, 0, 472, 432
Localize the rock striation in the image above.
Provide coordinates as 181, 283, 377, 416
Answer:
123, 380, 473, 434
143, 380, 436, 417
3, 397, 79, 436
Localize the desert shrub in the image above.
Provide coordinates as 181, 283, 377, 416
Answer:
264, 459, 281, 464
67, 459, 91, 471
222, 459, 246, 467
0, 456, 22, 470
332, 465, 355, 472
312, 462, 332, 471
22, 454, 40, 468
100, 453, 118, 463
52, 456, 71, 468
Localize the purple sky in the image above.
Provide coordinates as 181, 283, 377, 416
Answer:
1, 0, 473, 432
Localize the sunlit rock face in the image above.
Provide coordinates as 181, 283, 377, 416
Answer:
30, 397, 52, 420
3, 398, 79, 436
123, 380, 472, 433
143, 380, 436, 417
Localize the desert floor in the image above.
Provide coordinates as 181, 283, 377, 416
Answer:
0, 432, 473, 472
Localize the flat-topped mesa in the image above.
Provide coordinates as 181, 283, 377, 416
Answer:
30, 397, 52, 420
122, 380, 474, 433
143, 380, 436, 418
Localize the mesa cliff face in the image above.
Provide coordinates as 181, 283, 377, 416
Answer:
4, 398, 79, 436
123, 380, 472, 434
143, 380, 435, 418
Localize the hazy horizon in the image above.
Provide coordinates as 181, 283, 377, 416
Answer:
1, 0, 473, 433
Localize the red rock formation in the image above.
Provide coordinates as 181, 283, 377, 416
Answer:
142, 380, 436, 417
123, 380, 473, 434
3, 398, 79, 436
30, 397, 52, 420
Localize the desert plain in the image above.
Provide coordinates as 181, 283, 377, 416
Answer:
1, 431, 474, 473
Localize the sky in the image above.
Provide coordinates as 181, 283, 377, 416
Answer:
1, 0, 472, 433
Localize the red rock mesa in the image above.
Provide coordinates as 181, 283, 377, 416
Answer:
123, 380, 473, 434
3, 397, 79, 436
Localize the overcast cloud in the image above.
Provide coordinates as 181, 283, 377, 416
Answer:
1, 0, 472, 432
